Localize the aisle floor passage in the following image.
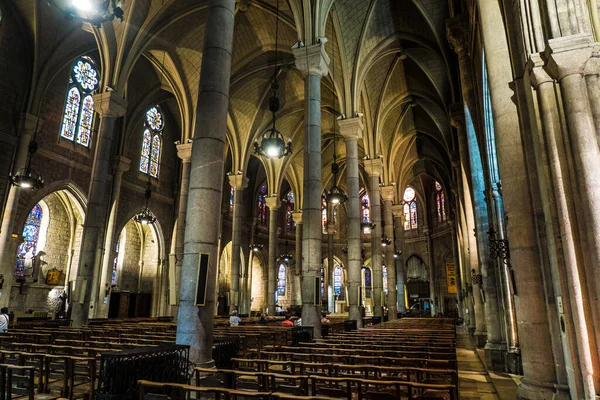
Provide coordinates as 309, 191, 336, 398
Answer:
457, 327, 519, 399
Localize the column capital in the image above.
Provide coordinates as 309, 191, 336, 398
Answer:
364, 158, 383, 177
114, 156, 131, 173
337, 117, 364, 141
380, 185, 395, 202
91, 92, 127, 118
526, 53, 554, 88
446, 15, 469, 54
449, 104, 465, 128
176, 143, 193, 162
266, 196, 281, 210
292, 211, 303, 224
392, 204, 404, 218
292, 42, 330, 78
17, 113, 44, 133
228, 174, 248, 190
542, 34, 598, 80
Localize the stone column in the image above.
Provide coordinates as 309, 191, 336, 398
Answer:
381, 186, 397, 320
228, 174, 248, 313
0, 114, 42, 307
170, 143, 192, 317
392, 205, 406, 313
327, 204, 335, 313
423, 227, 437, 316
364, 159, 383, 318
265, 196, 280, 315
448, 219, 464, 320
292, 212, 303, 307
338, 117, 364, 326
293, 43, 329, 336
176, 0, 235, 365
96, 156, 130, 317
71, 92, 127, 326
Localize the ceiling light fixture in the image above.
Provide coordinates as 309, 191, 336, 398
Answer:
134, 181, 156, 225
10, 119, 44, 191
49, 0, 124, 26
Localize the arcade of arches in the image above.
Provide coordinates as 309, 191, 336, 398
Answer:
1, 0, 600, 398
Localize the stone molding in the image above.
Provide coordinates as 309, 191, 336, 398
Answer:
91, 92, 127, 118
338, 117, 364, 141
265, 196, 281, 210
391, 204, 404, 218
449, 103, 465, 128
292, 42, 330, 78
176, 143, 193, 162
292, 211, 303, 224
380, 185, 395, 202
446, 15, 469, 54
114, 156, 131, 173
364, 158, 383, 177
542, 34, 598, 80
228, 174, 248, 190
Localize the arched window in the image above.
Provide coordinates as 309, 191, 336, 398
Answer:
361, 190, 370, 224
321, 266, 325, 298
139, 106, 164, 178
334, 265, 342, 295
60, 56, 99, 147
15, 204, 43, 276
286, 192, 295, 232
112, 237, 120, 286
277, 263, 286, 296
383, 264, 388, 294
403, 186, 418, 230
364, 267, 372, 299
229, 186, 234, 213
435, 181, 447, 222
258, 184, 268, 225
322, 197, 328, 234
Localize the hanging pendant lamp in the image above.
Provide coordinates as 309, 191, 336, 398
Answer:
134, 181, 156, 225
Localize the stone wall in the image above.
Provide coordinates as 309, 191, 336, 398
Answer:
250, 257, 265, 312
119, 220, 142, 292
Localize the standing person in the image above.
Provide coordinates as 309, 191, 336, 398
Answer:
0, 308, 9, 332
229, 310, 241, 326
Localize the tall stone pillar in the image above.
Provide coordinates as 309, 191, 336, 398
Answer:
364, 159, 383, 318
381, 186, 397, 320
176, 0, 235, 365
0, 114, 42, 307
292, 212, 303, 307
96, 156, 130, 317
292, 43, 329, 336
338, 117, 364, 327
392, 205, 406, 313
265, 196, 280, 315
448, 219, 464, 320
326, 204, 335, 313
170, 143, 192, 317
228, 174, 248, 313
72, 92, 127, 326
424, 228, 436, 316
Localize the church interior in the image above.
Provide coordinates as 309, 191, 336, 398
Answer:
0, 0, 599, 398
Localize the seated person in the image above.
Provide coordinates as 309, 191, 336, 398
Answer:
258, 314, 268, 325
229, 310, 241, 326
281, 314, 294, 327
320, 313, 330, 324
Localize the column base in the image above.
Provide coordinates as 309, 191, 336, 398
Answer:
473, 331, 487, 348
483, 342, 506, 372
506, 349, 522, 375
516, 378, 564, 400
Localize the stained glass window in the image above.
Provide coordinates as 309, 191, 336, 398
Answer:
140, 130, 151, 174
361, 191, 370, 224
229, 186, 235, 213
364, 267, 372, 299
334, 266, 342, 295
277, 264, 286, 296
60, 87, 81, 141
403, 186, 418, 230
286, 192, 295, 232
321, 266, 325, 298
60, 57, 99, 147
435, 181, 447, 222
139, 106, 164, 178
383, 264, 388, 294
76, 95, 94, 147
322, 197, 328, 234
258, 184, 268, 225
112, 238, 120, 286
15, 204, 43, 277
150, 135, 161, 178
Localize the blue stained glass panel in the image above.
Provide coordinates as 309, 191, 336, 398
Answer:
60, 87, 81, 141
150, 135, 161, 178
258, 184, 267, 225
76, 94, 94, 147
139, 129, 151, 173
334, 266, 342, 295
277, 264, 286, 296
15, 204, 43, 277
73, 59, 99, 91
383, 265, 388, 294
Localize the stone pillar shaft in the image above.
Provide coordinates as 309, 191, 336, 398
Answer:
229, 175, 248, 312
338, 118, 363, 327
293, 43, 329, 337
392, 208, 406, 313
266, 197, 280, 315
72, 92, 127, 326
449, 221, 464, 319
0, 114, 41, 307
327, 205, 335, 313
381, 187, 397, 320
96, 156, 130, 317
176, 0, 235, 365
424, 229, 436, 316
292, 212, 303, 307
365, 161, 383, 317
